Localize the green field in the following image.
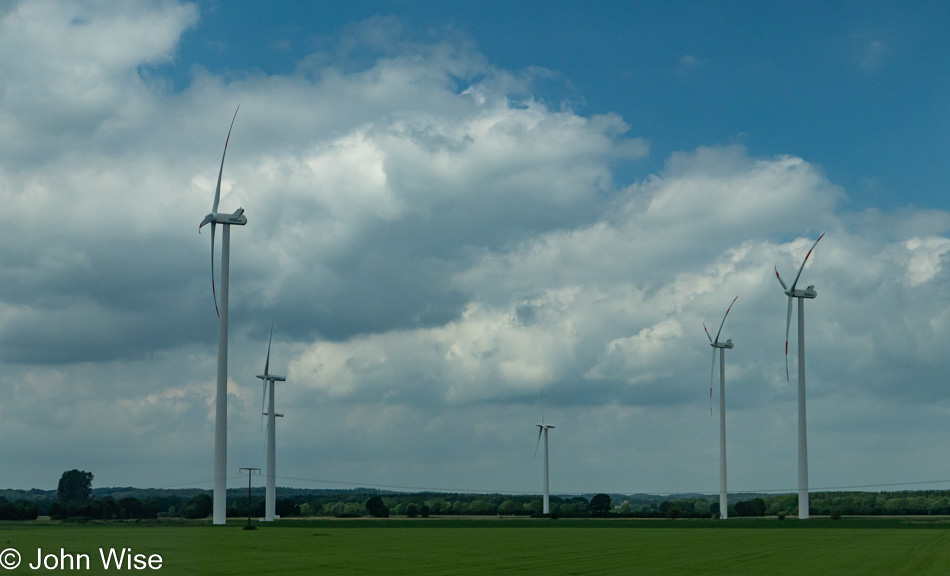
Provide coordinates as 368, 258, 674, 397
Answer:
2, 517, 949, 575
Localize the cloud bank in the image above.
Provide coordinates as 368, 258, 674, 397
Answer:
1, 1, 949, 496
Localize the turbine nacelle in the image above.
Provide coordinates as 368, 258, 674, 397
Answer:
257, 374, 287, 382
785, 285, 817, 299
201, 208, 248, 227
262, 412, 284, 417
536, 424, 555, 430
711, 338, 734, 350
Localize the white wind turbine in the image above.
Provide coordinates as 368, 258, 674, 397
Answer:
534, 393, 555, 515
198, 106, 248, 525
704, 295, 737, 520
775, 233, 824, 520
257, 323, 286, 522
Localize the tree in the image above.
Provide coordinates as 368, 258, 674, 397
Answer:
499, 500, 522, 516
734, 498, 766, 517
57, 470, 93, 507
276, 498, 298, 518
0, 498, 37, 520
590, 494, 612, 516
467, 499, 496, 515
365, 496, 389, 518
693, 499, 711, 517
419, 504, 430, 518
526, 499, 543, 516
118, 497, 144, 519
98, 496, 119, 520
182, 494, 212, 519
406, 504, 418, 518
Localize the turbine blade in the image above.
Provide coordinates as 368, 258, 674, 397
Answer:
264, 322, 274, 376
213, 106, 240, 215
713, 295, 738, 344
540, 389, 545, 425
260, 380, 267, 432
263, 416, 269, 454
709, 349, 716, 417
789, 233, 824, 291
703, 322, 713, 343
534, 426, 543, 458
785, 295, 793, 381
211, 222, 219, 318
774, 267, 788, 291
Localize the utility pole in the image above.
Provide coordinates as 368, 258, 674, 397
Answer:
240, 467, 261, 530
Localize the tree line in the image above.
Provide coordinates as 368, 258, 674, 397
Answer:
8, 470, 950, 521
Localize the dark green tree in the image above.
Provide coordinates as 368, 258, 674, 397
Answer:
590, 494, 612, 516
57, 470, 93, 507
734, 498, 766, 517
406, 504, 418, 518
499, 500, 522, 516
276, 498, 298, 518
118, 497, 143, 519
0, 498, 38, 520
365, 496, 390, 518
182, 494, 213, 519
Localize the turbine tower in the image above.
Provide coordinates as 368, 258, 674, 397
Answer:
704, 296, 737, 520
534, 393, 555, 515
257, 324, 286, 522
775, 233, 824, 520
198, 106, 248, 525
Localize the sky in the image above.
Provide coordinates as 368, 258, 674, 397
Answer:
2, 0, 950, 498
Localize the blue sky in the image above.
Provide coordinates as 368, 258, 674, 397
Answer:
2, 1, 950, 500
177, 1, 950, 211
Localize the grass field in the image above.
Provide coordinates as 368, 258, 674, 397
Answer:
2, 517, 949, 575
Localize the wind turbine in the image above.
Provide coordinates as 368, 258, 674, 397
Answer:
775, 233, 824, 520
257, 323, 286, 522
704, 296, 737, 520
534, 393, 555, 515
198, 106, 248, 525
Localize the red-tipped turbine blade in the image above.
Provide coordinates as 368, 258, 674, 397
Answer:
211, 222, 219, 318
703, 322, 713, 343
534, 426, 543, 458
785, 295, 793, 381
713, 295, 738, 344
789, 233, 824, 291
775, 267, 788, 291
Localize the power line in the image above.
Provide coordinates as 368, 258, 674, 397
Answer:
270, 474, 950, 497
141, 473, 950, 497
